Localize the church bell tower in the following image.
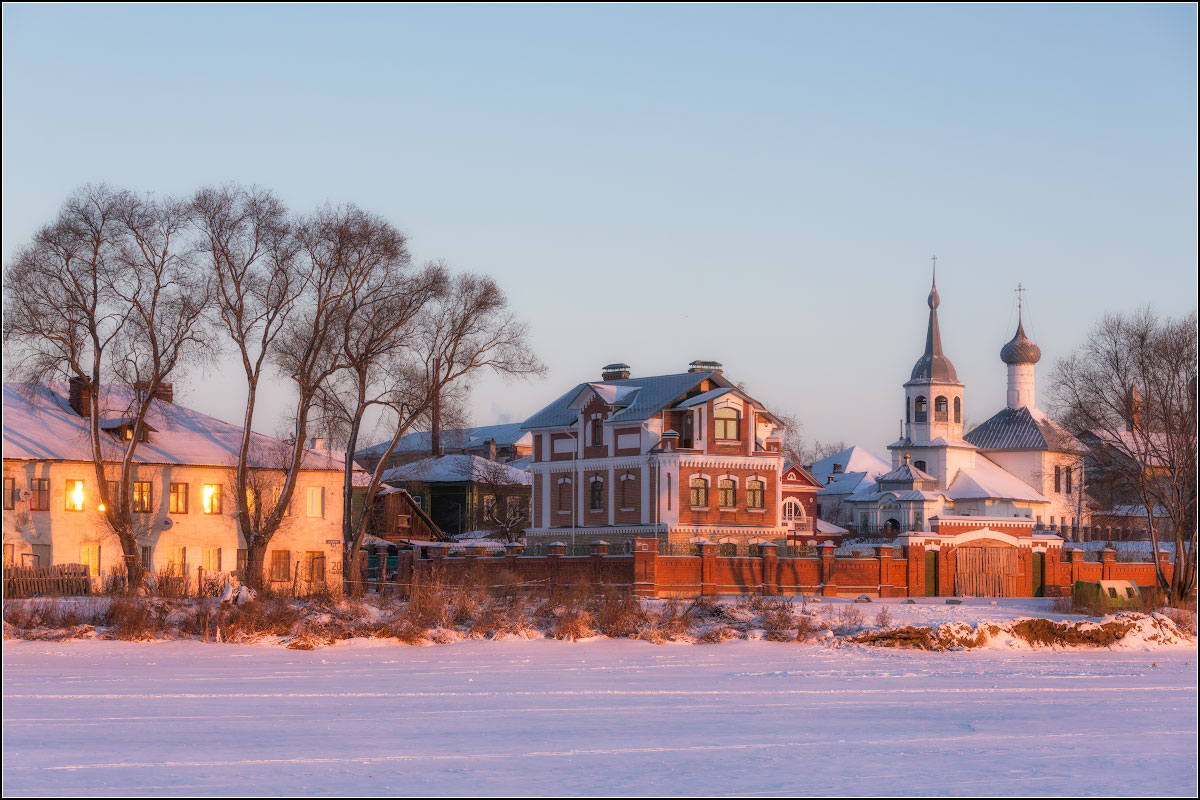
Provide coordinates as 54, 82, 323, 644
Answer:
903, 260, 965, 445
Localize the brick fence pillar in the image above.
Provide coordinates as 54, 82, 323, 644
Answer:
877, 545, 893, 597
632, 537, 658, 597
820, 541, 837, 597
547, 541, 566, 593
590, 540, 608, 584
1100, 547, 1115, 581
1156, 548, 1172, 585
907, 543, 923, 598
758, 543, 778, 596
697, 540, 716, 596
1067, 547, 1083, 588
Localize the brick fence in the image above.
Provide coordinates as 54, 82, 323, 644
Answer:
386, 538, 1174, 598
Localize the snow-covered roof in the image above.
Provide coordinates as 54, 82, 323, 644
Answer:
381, 454, 532, 485
965, 406, 1085, 454
2, 382, 359, 475
815, 519, 848, 534
945, 455, 1048, 503
831, 472, 877, 500
522, 371, 725, 430
809, 445, 890, 486
675, 387, 737, 409
357, 423, 532, 459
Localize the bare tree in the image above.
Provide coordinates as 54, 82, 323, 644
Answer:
3, 186, 210, 586
1049, 307, 1196, 604
343, 273, 544, 581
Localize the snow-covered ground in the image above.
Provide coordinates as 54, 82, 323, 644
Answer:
4, 630, 1196, 796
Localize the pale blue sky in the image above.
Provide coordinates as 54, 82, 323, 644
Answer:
3, 4, 1196, 453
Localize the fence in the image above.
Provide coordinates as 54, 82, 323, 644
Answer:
4, 564, 92, 598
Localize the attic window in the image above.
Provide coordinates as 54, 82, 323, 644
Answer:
832, 464, 843, 474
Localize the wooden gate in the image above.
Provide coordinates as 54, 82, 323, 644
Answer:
955, 547, 1018, 597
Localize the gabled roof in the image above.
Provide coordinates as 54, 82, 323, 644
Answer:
876, 462, 938, 484
782, 462, 823, 489
964, 406, 1085, 454
809, 445, 890, 485
2, 382, 353, 473
945, 455, 1048, 503
522, 371, 725, 430
381, 454, 531, 486
357, 423, 531, 459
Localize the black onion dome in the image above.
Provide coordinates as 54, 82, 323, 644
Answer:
909, 276, 959, 383
1000, 320, 1041, 365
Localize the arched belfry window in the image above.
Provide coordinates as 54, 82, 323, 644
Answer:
953, 397, 961, 423
914, 396, 928, 423
934, 396, 948, 422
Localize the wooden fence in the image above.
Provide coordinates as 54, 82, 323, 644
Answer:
4, 564, 92, 598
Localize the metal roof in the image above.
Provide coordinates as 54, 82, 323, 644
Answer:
964, 406, 1085, 453
522, 371, 721, 430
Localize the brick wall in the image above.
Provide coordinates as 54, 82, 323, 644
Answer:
388, 540, 1173, 599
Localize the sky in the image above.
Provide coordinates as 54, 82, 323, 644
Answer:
3, 4, 1196, 455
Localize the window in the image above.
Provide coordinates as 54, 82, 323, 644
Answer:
718, 478, 736, 508
747, 480, 764, 509
914, 460, 926, 472
203, 547, 222, 572
934, 396, 948, 422
506, 496, 520, 517
236, 549, 248, 576
141, 545, 153, 574
167, 547, 187, 577
3, 543, 13, 565
591, 419, 603, 447
202, 484, 221, 514
306, 551, 325, 582
121, 426, 148, 442
1054, 466, 1062, 493
782, 498, 805, 520
80, 544, 101, 577
714, 407, 740, 440
1065, 467, 1073, 494
65, 479, 85, 511
484, 495, 497, 518
270, 550, 291, 582
168, 483, 188, 514
832, 463, 843, 474
590, 480, 604, 511
271, 487, 290, 516
914, 511, 924, 530
3, 477, 14, 510
954, 397, 961, 423
914, 396, 928, 423
666, 474, 671, 510
306, 486, 324, 518
30, 479, 49, 511
690, 478, 709, 507
906, 398, 911, 424
131, 481, 152, 513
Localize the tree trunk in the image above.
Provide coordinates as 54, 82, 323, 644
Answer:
245, 539, 269, 592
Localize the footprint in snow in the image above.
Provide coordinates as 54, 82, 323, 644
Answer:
958, 722, 976, 733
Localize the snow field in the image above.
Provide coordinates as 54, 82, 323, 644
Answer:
3, 637, 1196, 796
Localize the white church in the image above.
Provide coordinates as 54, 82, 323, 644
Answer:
846, 271, 1089, 535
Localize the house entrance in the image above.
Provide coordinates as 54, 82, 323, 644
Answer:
954, 546, 1018, 597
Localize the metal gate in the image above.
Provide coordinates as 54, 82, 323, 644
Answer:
955, 546, 1019, 597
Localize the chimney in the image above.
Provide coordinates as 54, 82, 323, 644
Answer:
601, 363, 631, 381
688, 360, 723, 375
68, 376, 91, 418
134, 381, 174, 404
487, 439, 497, 461
660, 429, 679, 452
309, 437, 327, 450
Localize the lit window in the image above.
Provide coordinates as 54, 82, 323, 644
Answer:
306, 487, 325, 517
3, 476, 14, 510
65, 480, 85, 512
167, 546, 187, 577
690, 478, 708, 507
202, 484, 221, 514
131, 481, 152, 513
169, 483, 188, 514
80, 544, 100, 576
714, 408, 740, 440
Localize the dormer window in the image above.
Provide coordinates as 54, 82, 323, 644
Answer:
832, 463, 843, 474
714, 407, 740, 440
